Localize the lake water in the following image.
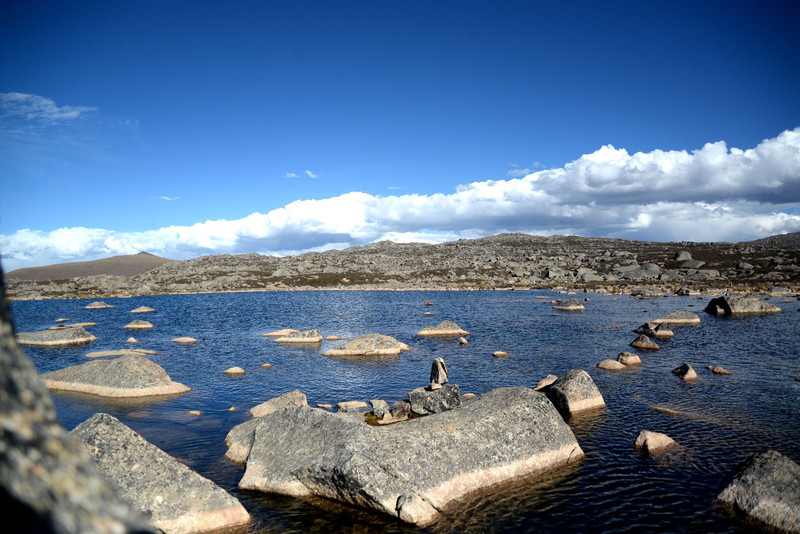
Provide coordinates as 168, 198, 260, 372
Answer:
10, 290, 800, 533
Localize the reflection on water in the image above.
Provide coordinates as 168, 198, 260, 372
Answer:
11, 290, 800, 533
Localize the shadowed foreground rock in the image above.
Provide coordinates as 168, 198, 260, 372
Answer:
42, 353, 191, 397
16, 326, 97, 346
236, 387, 584, 526
716, 450, 800, 533
71, 413, 250, 534
0, 268, 153, 533
323, 333, 410, 356
705, 296, 782, 316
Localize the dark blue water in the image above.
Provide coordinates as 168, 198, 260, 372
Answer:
10, 290, 800, 533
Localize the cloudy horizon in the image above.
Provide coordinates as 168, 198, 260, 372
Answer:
2, 126, 798, 272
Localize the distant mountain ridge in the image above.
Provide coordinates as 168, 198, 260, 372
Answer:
4, 252, 178, 281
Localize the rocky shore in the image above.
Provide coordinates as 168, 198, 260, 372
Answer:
5, 232, 800, 300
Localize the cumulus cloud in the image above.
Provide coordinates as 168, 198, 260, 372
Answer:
0, 92, 96, 123
2, 128, 799, 271
283, 172, 299, 178
304, 170, 319, 178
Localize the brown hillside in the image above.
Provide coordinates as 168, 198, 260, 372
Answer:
5, 252, 178, 281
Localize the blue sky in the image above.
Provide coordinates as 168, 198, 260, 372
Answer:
1, 1, 799, 271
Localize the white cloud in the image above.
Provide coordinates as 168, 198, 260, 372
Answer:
2, 128, 799, 271
151, 196, 180, 201
283, 172, 299, 178
0, 92, 96, 123
304, 170, 319, 178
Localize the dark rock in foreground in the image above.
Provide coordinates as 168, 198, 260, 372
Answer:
71, 413, 250, 533
705, 296, 782, 316
16, 326, 97, 346
0, 270, 153, 533
545, 369, 606, 418
716, 450, 800, 533
237, 387, 584, 526
42, 353, 191, 397
408, 383, 461, 415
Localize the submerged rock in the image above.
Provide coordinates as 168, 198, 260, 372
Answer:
552, 299, 585, 311
416, 320, 470, 337
130, 306, 155, 314
653, 310, 701, 325
634, 430, 677, 454
41, 353, 190, 397
71, 413, 250, 533
716, 450, 800, 533
630, 334, 660, 351
546, 369, 606, 418
274, 329, 323, 344
16, 326, 97, 347
672, 363, 698, 382
236, 387, 584, 527
597, 359, 626, 371
704, 296, 782, 316
323, 333, 409, 356
124, 320, 153, 330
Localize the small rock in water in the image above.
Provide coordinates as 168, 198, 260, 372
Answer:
274, 329, 323, 344
261, 328, 299, 338
317, 403, 333, 410
546, 369, 606, 418
130, 306, 155, 314
630, 334, 660, 351
617, 352, 641, 366
634, 430, 677, 454
597, 359, 626, 371
459, 336, 468, 346
55, 317, 70, 323
493, 351, 509, 358
228, 407, 236, 412
709, 365, 733, 375
123, 320, 153, 330
672, 363, 698, 382
337, 400, 370, 412
261, 363, 273, 369
462, 393, 476, 400
224, 367, 246, 376
187, 410, 202, 416
172, 337, 197, 344
126, 337, 138, 344
325, 335, 343, 340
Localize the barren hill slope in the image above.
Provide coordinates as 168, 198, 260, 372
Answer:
5, 252, 178, 281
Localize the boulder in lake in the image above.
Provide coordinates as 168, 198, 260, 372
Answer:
634, 430, 677, 454
704, 296, 782, 316
323, 333, 410, 356
41, 353, 190, 397
86, 301, 115, 309
672, 363, 698, 382
630, 334, 660, 351
597, 359, 626, 371
552, 299, 585, 311
171, 337, 197, 344
617, 352, 642, 366
127, 336, 139, 343
223, 367, 246, 376
408, 383, 461, 415
260, 328, 299, 337
716, 450, 800, 533
85, 349, 145, 359
652, 323, 675, 338
71, 413, 250, 533
416, 320, 470, 337
459, 336, 468, 345
16, 326, 97, 346
131, 306, 155, 314
708, 365, 733, 375
237, 387, 584, 527
493, 351, 509, 358
653, 310, 701, 325
274, 329, 323, 344
124, 320, 153, 330
546, 369, 606, 418
250, 389, 307, 418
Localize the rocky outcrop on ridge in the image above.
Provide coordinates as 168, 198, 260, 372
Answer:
71, 413, 250, 533
7, 233, 800, 299
237, 387, 584, 527
41, 353, 191, 397
0, 269, 153, 533
16, 326, 97, 346
716, 450, 800, 533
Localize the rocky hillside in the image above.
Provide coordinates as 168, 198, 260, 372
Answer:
5, 233, 800, 300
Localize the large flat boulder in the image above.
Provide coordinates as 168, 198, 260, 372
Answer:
41, 353, 190, 398
71, 413, 250, 533
249, 389, 308, 418
274, 329, 323, 344
237, 387, 584, 526
323, 333, 410, 356
705, 296, 782, 316
16, 326, 97, 346
716, 450, 800, 533
416, 320, 470, 337
653, 310, 701, 325
546, 369, 606, 418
